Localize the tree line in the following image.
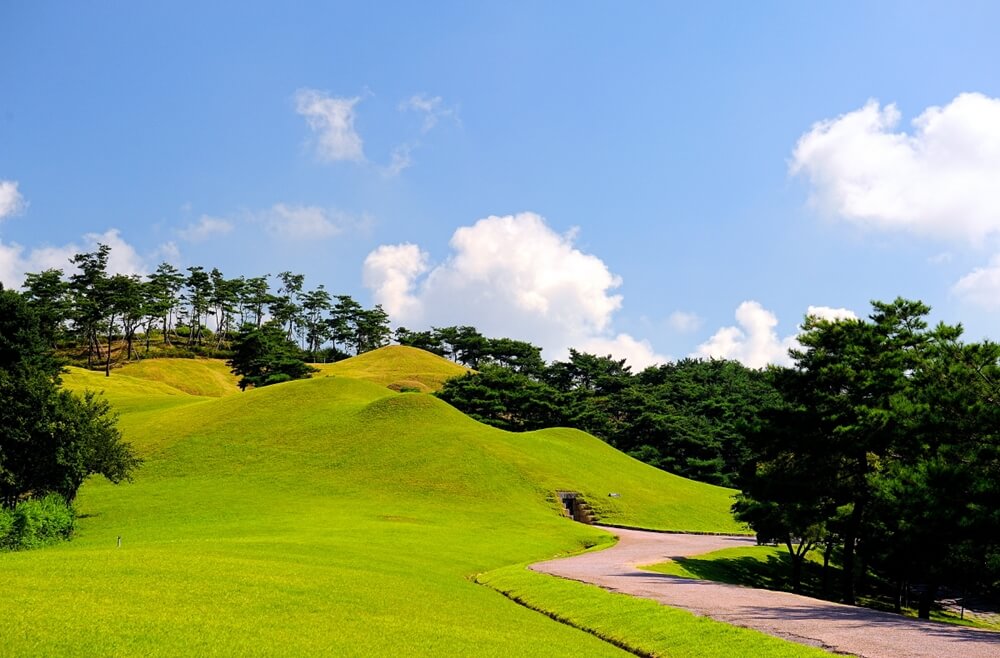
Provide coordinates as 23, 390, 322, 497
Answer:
432, 302, 1000, 615
425, 325, 773, 488
19, 244, 392, 375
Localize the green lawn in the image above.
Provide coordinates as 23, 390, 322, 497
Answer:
479, 563, 831, 658
2, 350, 820, 656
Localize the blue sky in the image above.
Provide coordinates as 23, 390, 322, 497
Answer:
4, 2, 1000, 367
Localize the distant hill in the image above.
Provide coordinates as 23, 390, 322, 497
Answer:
311, 344, 469, 392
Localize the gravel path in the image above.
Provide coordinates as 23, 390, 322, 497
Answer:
531, 526, 1000, 657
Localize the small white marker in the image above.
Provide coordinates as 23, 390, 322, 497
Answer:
117, 535, 121, 548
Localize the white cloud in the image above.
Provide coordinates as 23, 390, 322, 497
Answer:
362, 243, 429, 320
399, 94, 457, 133
694, 302, 860, 368
294, 89, 365, 162
577, 334, 668, 370
805, 305, 858, 322
694, 301, 797, 368
792, 93, 1000, 243
83, 229, 147, 276
363, 212, 660, 365
260, 203, 348, 240
953, 255, 1000, 309
152, 241, 181, 263
385, 143, 414, 177
667, 310, 703, 333
0, 228, 146, 289
178, 215, 234, 242
0, 180, 25, 220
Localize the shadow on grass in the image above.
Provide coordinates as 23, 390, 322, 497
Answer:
665, 550, 1000, 631
673, 552, 830, 598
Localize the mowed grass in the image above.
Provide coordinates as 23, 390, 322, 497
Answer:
311, 344, 469, 392
2, 350, 817, 656
113, 357, 241, 397
478, 564, 830, 657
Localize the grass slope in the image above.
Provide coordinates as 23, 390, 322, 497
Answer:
113, 358, 241, 397
2, 350, 819, 656
311, 344, 469, 392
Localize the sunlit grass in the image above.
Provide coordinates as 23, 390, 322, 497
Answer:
310, 344, 468, 392
478, 564, 830, 657
4, 348, 786, 655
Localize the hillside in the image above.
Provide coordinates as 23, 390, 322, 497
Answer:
0, 348, 777, 656
311, 344, 469, 391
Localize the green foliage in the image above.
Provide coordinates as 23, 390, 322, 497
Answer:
736, 298, 1000, 612
439, 346, 775, 487
438, 365, 565, 431
0, 494, 76, 551
228, 322, 317, 390
0, 287, 141, 508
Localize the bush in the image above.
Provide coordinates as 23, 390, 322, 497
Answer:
0, 495, 75, 551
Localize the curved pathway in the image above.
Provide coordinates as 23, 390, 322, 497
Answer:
531, 526, 1000, 657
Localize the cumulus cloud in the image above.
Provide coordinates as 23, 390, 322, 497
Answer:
362, 212, 661, 366
805, 305, 858, 322
577, 334, 668, 370
295, 89, 365, 162
694, 302, 859, 368
0, 180, 25, 220
792, 93, 1000, 243
178, 215, 233, 242
362, 243, 429, 320
399, 94, 457, 133
694, 301, 798, 368
667, 310, 703, 333
0, 228, 146, 289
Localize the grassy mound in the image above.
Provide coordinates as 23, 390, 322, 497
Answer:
114, 358, 240, 397
1, 351, 821, 656
311, 344, 469, 392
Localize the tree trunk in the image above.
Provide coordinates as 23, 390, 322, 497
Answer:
822, 541, 833, 597
841, 500, 865, 605
105, 314, 115, 377
918, 584, 937, 620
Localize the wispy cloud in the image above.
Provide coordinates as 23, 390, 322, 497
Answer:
667, 310, 702, 333
257, 203, 371, 240
384, 144, 414, 177
178, 215, 234, 242
295, 89, 365, 162
399, 94, 458, 133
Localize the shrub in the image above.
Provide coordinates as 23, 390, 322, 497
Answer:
1, 495, 75, 551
